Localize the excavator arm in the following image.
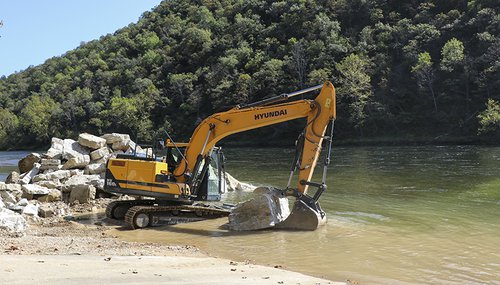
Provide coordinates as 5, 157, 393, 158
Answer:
174, 82, 336, 197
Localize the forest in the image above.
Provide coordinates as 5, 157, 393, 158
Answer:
0, 0, 499, 149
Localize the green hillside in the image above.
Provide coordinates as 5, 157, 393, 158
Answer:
0, 0, 499, 149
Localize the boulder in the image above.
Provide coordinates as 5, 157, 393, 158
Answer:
19, 163, 41, 184
0, 197, 4, 208
22, 203, 39, 216
45, 137, 64, 159
62, 155, 90, 170
39, 159, 61, 171
101, 133, 130, 144
90, 147, 110, 161
69, 185, 96, 204
112, 140, 131, 151
37, 189, 62, 202
5, 171, 20, 184
85, 162, 106, 174
62, 139, 90, 160
21, 184, 51, 196
38, 205, 55, 218
0, 208, 27, 236
34, 180, 61, 189
62, 174, 102, 192
0, 183, 22, 204
78, 133, 107, 150
225, 187, 290, 231
32, 170, 76, 183
18, 153, 41, 173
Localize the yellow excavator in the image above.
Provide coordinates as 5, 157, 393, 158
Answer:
104, 81, 336, 230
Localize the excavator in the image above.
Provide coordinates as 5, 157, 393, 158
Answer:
104, 81, 336, 231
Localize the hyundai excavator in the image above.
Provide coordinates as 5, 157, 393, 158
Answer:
104, 81, 336, 230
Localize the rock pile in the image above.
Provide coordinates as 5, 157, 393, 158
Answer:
0, 133, 146, 236
0, 132, 253, 236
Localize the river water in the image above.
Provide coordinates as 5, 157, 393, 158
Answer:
1, 146, 499, 284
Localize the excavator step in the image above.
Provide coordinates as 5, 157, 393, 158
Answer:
124, 204, 231, 230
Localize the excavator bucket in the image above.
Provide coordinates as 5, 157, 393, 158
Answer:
275, 198, 326, 230
225, 187, 326, 231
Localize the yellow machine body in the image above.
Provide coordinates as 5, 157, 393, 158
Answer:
106, 157, 190, 199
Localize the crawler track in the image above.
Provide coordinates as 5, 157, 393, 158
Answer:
124, 204, 231, 229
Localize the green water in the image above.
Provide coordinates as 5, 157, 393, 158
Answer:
2, 147, 499, 284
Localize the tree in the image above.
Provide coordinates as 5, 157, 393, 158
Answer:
335, 54, 373, 131
412, 52, 437, 113
440, 38, 465, 72
20, 95, 61, 142
478, 99, 500, 134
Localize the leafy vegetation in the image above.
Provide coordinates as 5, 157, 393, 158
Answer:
0, 0, 499, 149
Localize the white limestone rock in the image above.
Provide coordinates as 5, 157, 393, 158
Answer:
21, 184, 51, 195
69, 185, 96, 204
37, 189, 62, 202
226, 187, 290, 231
32, 169, 78, 183
61, 139, 90, 160
5, 171, 20, 184
85, 162, 106, 175
39, 159, 61, 171
62, 155, 90, 170
0, 185, 21, 204
111, 140, 131, 151
78, 133, 107, 150
90, 147, 110, 161
19, 163, 41, 185
45, 137, 64, 159
0, 208, 27, 236
34, 180, 61, 189
101, 133, 130, 144
62, 174, 102, 192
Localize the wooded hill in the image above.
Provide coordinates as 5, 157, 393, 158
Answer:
0, 0, 499, 149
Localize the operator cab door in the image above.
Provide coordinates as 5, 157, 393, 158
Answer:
195, 147, 225, 201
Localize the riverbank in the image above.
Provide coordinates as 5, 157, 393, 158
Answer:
0, 217, 343, 285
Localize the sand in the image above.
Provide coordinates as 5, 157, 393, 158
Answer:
0, 219, 345, 285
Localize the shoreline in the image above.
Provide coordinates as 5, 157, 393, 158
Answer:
0, 219, 345, 285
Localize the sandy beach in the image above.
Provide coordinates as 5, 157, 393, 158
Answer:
0, 219, 345, 285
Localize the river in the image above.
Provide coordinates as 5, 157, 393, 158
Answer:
1, 146, 499, 284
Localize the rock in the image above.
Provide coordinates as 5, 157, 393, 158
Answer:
34, 180, 61, 189
22, 203, 39, 216
101, 133, 130, 144
45, 137, 64, 159
0, 197, 4, 208
69, 185, 96, 204
112, 140, 131, 151
62, 174, 102, 192
39, 159, 61, 171
0, 183, 22, 204
85, 162, 106, 174
19, 163, 41, 185
61, 139, 90, 160
37, 189, 62, 202
62, 155, 90, 170
90, 147, 110, 161
226, 187, 290, 231
78, 133, 107, 150
5, 171, 20, 184
0, 208, 27, 236
38, 205, 55, 218
22, 184, 51, 195
32, 170, 75, 183
16, 198, 29, 207
18, 153, 41, 173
